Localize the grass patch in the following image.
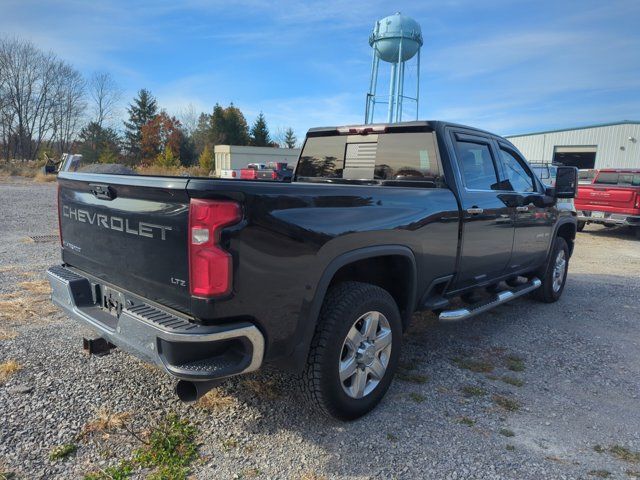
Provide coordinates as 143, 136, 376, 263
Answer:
0, 280, 58, 325
588, 470, 611, 478
453, 356, 494, 373
132, 413, 198, 480
242, 468, 261, 478
594, 445, 606, 453
396, 371, 429, 384
626, 470, 640, 478
17, 280, 51, 295
458, 416, 475, 427
386, 433, 398, 442
506, 444, 515, 451
221, 437, 239, 450
610, 445, 640, 463
300, 472, 327, 480
493, 395, 521, 412
0, 360, 21, 383
243, 378, 280, 400
408, 392, 426, 403
0, 329, 17, 341
84, 461, 133, 480
501, 376, 524, 387
197, 388, 236, 410
505, 355, 525, 372
49, 444, 77, 461
34, 171, 57, 183
81, 408, 132, 438
499, 428, 515, 437
461, 385, 486, 397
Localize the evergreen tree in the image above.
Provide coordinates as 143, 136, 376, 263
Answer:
283, 127, 297, 148
123, 89, 158, 161
77, 122, 121, 163
192, 112, 211, 154
223, 103, 250, 145
198, 144, 214, 172
208, 104, 227, 145
250, 112, 271, 147
155, 145, 179, 168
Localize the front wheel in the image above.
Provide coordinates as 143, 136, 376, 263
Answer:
533, 237, 569, 303
298, 281, 402, 420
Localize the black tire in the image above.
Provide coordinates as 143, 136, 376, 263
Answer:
533, 237, 569, 303
577, 221, 586, 232
635, 227, 640, 240
298, 281, 402, 420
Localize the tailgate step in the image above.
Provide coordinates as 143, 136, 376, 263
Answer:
439, 278, 541, 322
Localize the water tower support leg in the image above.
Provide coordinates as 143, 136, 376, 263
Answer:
394, 37, 404, 122
416, 49, 421, 120
387, 63, 397, 123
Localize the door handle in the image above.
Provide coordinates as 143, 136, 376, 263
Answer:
516, 206, 529, 212
466, 207, 484, 215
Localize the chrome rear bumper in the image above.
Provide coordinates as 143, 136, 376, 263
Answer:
47, 265, 264, 381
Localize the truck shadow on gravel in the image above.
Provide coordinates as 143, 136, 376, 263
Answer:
211, 272, 639, 478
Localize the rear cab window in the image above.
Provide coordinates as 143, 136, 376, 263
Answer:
595, 172, 640, 186
295, 131, 445, 187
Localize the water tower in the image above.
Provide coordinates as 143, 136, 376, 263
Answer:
365, 13, 423, 124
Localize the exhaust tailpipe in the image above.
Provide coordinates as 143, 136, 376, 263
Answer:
175, 379, 222, 403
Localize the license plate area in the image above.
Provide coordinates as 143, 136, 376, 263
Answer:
592, 211, 605, 219
100, 285, 126, 317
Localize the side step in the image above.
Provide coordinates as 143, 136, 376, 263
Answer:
439, 278, 541, 322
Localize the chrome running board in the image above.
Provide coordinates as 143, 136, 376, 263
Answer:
439, 278, 542, 322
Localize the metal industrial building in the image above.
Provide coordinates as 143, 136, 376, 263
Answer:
506, 121, 640, 169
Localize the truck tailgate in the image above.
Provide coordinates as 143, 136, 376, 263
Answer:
576, 185, 639, 213
58, 173, 191, 312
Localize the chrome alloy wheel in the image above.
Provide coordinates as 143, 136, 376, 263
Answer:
339, 311, 392, 399
552, 250, 567, 293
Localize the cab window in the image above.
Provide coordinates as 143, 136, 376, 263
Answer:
499, 147, 535, 192
454, 140, 500, 191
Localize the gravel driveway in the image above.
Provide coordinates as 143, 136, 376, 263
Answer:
1, 177, 639, 479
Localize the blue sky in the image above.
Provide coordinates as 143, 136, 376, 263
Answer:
2, 0, 639, 139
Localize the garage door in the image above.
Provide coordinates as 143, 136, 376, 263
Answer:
552, 145, 597, 169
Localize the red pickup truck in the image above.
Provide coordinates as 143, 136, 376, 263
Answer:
575, 168, 640, 238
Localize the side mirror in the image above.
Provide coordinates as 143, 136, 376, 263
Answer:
554, 166, 578, 198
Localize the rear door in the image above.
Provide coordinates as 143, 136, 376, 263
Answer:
58, 173, 192, 312
449, 130, 515, 289
495, 143, 554, 270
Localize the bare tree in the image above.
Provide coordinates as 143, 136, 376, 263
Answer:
50, 64, 86, 154
176, 103, 198, 137
88, 71, 122, 128
0, 37, 87, 160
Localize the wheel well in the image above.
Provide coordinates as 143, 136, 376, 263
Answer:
557, 222, 576, 256
328, 255, 414, 327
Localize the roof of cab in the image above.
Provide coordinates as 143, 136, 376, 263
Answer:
306, 120, 498, 138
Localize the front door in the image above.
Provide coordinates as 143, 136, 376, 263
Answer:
496, 143, 555, 270
450, 131, 515, 289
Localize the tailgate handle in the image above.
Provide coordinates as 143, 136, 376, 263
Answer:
89, 183, 115, 200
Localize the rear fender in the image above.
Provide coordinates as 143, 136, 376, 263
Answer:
284, 245, 417, 371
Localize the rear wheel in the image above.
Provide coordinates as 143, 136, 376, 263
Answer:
635, 227, 640, 240
577, 221, 586, 232
533, 237, 569, 303
298, 281, 402, 420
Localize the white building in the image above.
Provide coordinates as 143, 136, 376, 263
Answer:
213, 145, 300, 177
506, 121, 640, 169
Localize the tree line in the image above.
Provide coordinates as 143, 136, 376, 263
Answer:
0, 37, 298, 168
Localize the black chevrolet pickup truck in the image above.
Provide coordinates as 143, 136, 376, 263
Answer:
48, 121, 578, 419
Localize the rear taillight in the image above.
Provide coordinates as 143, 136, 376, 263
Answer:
188, 199, 241, 297
271, 171, 278, 180
231, 171, 236, 178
